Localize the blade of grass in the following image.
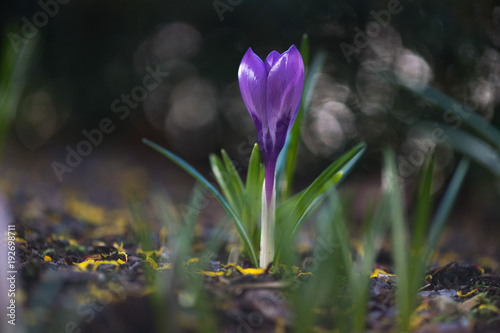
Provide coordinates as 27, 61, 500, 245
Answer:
381, 71, 500, 150
419, 122, 500, 178
412, 156, 434, 253
221, 150, 245, 208
351, 197, 389, 333
318, 191, 352, 331
407, 156, 435, 333
274, 142, 366, 264
289, 171, 343, 237
0, 28, 38, 156
142, 138, 259, 267
151, 185, 219, 333
383, 148, 411, 332
292, 191, 350, 332
128, 195, 155, 252
289, 142, 366, 238
209, 153, 242, 215
243, 144, 264, 249
424, 157, 470, 264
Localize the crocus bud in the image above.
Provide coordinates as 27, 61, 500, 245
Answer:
238, 45, 305, 202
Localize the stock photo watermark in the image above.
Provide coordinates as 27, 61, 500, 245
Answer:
5, 225, 17, 326
213, 0, 243, 22
340, 0, 408, 64
8, 0, 72, 53
51, 65, 169, 182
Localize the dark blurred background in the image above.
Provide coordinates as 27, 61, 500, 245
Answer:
2, 0, 500, 258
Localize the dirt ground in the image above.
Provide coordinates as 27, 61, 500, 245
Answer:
2, 140, 500, 332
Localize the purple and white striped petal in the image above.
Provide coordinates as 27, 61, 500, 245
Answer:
265, 45, 304, 143
238, 45, 304, 203
238, 48, 268, 137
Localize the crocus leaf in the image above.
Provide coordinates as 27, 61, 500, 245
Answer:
424, 157, 470, 264
274, 142, 366, 266
142, 138, 259, 267
283, 142, 366, 238
221, 150, 245, 209
0, 29, 38, 156
380, 71, 500, 150
299, 33, 309, 75
383, 148, 412, 331
418, 121, 500, 177
412, 155, 434, 253
209, 154, 242, 215
244, 144, 264, 247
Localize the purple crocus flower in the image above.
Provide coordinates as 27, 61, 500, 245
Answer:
238, 45, 305, 202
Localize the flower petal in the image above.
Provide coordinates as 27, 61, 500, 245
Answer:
238, 48, 268, 134
265, 45, 304, 151
265, 51, 281, 73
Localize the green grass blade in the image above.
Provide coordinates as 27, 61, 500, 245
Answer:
289, 171, 343, 237
351, 197, 389, 333
209, 153, 242, 215
278, 141, 367, 221
444, 128, 500, 177
292, 192, 349, 332
419, 121, 500, 177
289, 142, 366, 238
221, 149, 245, 209
383, 148, 411, 332
424, 158, 470, 263
142, 138, 259, 266
150, 188, 182, 235
318, 192, 352, 331
412, 156, 434, 252
408, 156, 436, 333
381, 71, 500, 150
244, 144, 264, 248
299, 33, 309, 74
274, 142, 366, 264
0, 28, 38, 156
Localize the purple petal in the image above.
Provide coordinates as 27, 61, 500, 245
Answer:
238, 48, 268, 135
265, 45, 304, 149
265, 51, 281, 73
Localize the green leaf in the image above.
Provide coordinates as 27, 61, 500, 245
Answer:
383, 148, 411, 332
274, 142, 366, 264
351, 196, 389, 333
288, 142, 366, 238
142, 138, 259, 267
0, 28, 38, 156
418, 121, 500, 178
289, 171, 343, 237
412, 156, 434, 252
381, 71, 500, 150
209, 153, 241, 215
424, 157, 470, 263
243, 144, 264, 247
299, 33, 309, 75
221, 150, 245, 210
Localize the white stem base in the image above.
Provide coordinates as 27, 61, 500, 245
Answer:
259, 179, 275, 268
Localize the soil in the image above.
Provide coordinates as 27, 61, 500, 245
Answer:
2, 142, 500, 333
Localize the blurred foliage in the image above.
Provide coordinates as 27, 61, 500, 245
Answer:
0, 24, 37, 156
2, 0, 500, 178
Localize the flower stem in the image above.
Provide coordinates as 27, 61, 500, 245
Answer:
260, 175, 276, 268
